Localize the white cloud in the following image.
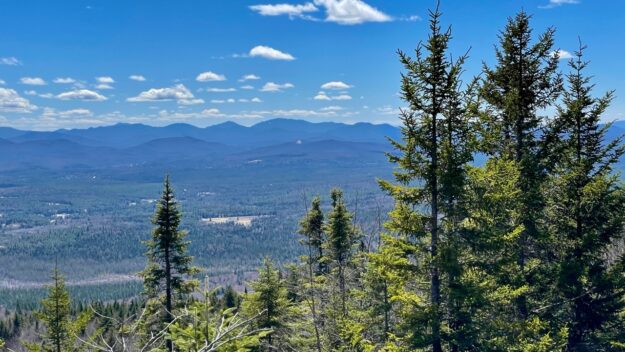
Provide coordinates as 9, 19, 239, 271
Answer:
129, 75, 146, 81
240, 74, 261, 81
241, 85, 255, 90
320, 105, 344, 111
250, 3, 318, 18
178, 98, 205, 105
24, 90, 37, 96
238, 97, 263, 103
196, 71, 227, 82
0, 57, 21, 66
314, 0, 391, 25
204, 87, 237, 93
0, 79, 5, 85
21, 77, 47, 86
551, 49, 573, 60
57, 89, 108, 101
321, 81, 352, 90
96, 76, 115, 84
314, 91, 352, 100
43, 107, 93, 118
95, 83, 114, 90
540, 0, 579, 8
261, 82, 295, 92
0, 88, 37, 112
53, 77, 76, 84
127, 84, 202, 106
249, 45, 295, 61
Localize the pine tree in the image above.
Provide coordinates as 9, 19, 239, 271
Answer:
546, 43, 625, 350
480, 11, 562, 318
37, 267, 71, 352
139, 175, 199, 351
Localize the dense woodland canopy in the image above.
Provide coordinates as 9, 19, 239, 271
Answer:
2, 4, 625, 351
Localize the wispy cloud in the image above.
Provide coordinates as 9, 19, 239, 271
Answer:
249, 3, 318, 18
249, 45, 295, 61
53, 77, 76, 84
539, 0, 580, 9
0, 57, 21, 66
261, 82, 295, 92
204, 87, 237, 93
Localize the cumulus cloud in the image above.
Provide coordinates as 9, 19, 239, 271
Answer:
129, 75, 146, 81
21, 77, 47, 86
261, 82, 295, 92
127, 84, 202, 105
314, 0, 391, 24
250, 0, 392, 24
249, 45, 295, 61
314, 91, 352, 100
0, 57, 21, 66
196, 71, 227, 82
53, 77, 76, 84
540, 0, 579, 8
96, 76, 115, 84
240, 85, 255, 90
240, 74, 261, 81
57, 89, 108, 101
551, 49, 574, 60
321, 81, 352, 90
249, 3, 318, 18
0, 87, 37, 112
0, 79, 5, 85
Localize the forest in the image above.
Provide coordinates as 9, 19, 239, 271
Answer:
2, 4, 625, 352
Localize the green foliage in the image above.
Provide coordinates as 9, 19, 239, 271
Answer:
139, 175, 200, 350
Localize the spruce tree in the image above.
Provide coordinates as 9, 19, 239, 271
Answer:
378, 4, 474, 350
139, 175, 198, 351
546, 43, 625, 350
37, 267, 71, 352
298, 196, 325, 352
325, 188, 356, 317
243, 258, 291, 350
480, 11, 562, 318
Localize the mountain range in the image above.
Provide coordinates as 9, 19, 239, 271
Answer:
0, 119, 401, 171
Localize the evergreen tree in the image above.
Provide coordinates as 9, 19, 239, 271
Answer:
37, 267, 71, 352
139, 175, 199, 351
297, 197, 325, 352
480, 10, 562, 318
243, 258, 292, 350
325, 188, 356, 317
546, 43, 625, 350
378, 4, 474, 350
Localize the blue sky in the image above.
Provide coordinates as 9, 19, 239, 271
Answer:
1, 0, 624, 130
